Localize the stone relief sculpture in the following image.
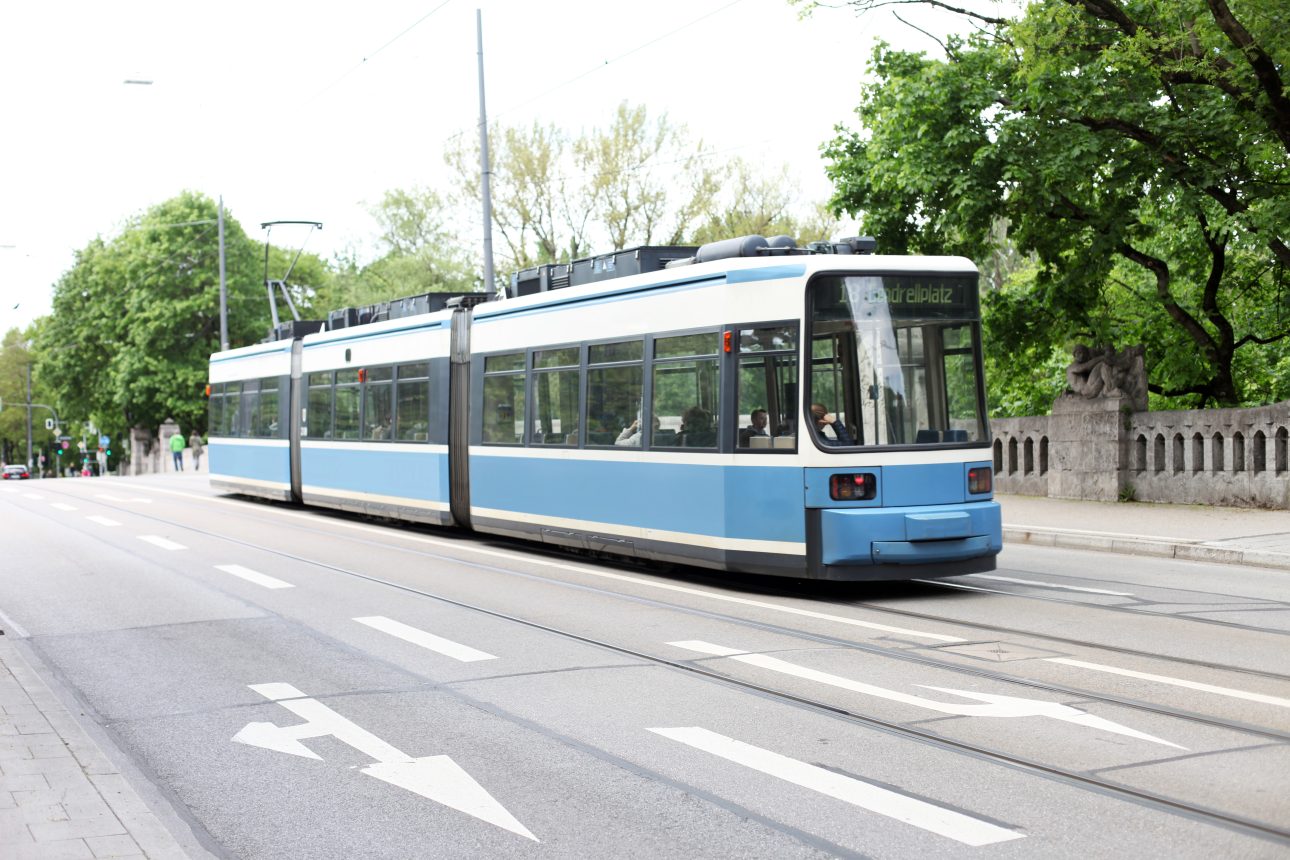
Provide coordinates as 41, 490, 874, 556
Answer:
1064, 344, 1147, 410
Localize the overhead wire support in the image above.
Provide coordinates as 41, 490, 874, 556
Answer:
261, 220, 323, 326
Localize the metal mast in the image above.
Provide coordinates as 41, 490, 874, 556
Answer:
476, 9, 496, 296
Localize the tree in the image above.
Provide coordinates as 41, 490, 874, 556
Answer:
0, 326, 47, 466
311, 189, 479, 312
446, 103, 727, 271
35, 192, 282, 441
691, 160, 839, 245
819, 0, 1290, 408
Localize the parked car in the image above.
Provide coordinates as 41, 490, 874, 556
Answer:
2, 465, 31, 480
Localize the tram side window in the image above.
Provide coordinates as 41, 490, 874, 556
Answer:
652, 332, 719, 449
586, 340, 643, 447
222, 382, 242, 437
737, 325, 798, 451
306, 372, 333, 439
208, 384, 223, 437
363, 367, 393, 441
810, 334, 855, 445
482, 353, 524, 445
941, 325, 984, 441
334, 370, 361, 440
240, 381, 260, 439
251, 377, 280, 438
395, 363, 430, 442
532, 347, 580, 446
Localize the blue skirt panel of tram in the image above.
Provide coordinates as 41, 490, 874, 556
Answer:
208, 440, 292, 501
300, 443, 452, 525
469, 456, 806, 570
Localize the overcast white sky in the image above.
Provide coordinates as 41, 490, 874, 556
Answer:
0, 0, 991, 333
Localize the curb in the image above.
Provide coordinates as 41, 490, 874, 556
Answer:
1002, 526, 1290, 572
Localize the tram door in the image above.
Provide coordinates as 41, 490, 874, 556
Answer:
288, 340, 304, 503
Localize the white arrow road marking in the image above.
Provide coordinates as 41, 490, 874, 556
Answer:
670, 641, 1184, 750
354, 616, 498, 662
86, 515, 120, 527
650, 727, 1024, 846
50, 503, 77, 512
138, 535, 186, 551
214, 565, 294, 589
233, 683, 536, 841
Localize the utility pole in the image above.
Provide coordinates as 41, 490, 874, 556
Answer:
476, 9, 496, 297
25, 363, 32, 470
219, 195, 229, 351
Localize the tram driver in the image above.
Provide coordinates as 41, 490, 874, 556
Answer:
811, 402, 854, 446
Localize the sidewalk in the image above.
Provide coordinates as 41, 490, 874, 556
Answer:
0, 638, 192, 860
998, 493, 1290, 571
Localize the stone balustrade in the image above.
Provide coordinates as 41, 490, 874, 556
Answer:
991, 399, 1289, 508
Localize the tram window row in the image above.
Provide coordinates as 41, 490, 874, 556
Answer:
304, 363, 431, 442
480, 322, 801, 453
208, 378, 285, 440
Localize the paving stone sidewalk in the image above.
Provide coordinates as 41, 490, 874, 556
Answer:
0, 638, 191, 860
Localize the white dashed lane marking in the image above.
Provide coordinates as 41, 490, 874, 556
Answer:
138, 535, 187, 551
214, 564, 294, 589
649, 727, 1025, 847
1045, 658, 1290, 709
355, 616, 498, 663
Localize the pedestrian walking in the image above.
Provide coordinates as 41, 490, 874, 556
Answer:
169, 432, 185, 471
189, 432, 204, 472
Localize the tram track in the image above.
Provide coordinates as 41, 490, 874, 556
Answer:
914, 576, 1290, 638
25, 481, 1290, 730
14, 482, 1290, 848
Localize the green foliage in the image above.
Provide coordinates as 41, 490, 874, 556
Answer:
0, 326, 56, 466
823, 0, 1290, 409
446, 102, 833, 275
311, 186, 478, 313
36, 192, 277, 439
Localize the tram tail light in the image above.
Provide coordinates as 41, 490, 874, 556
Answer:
968, 467, 992, 494
830, 473, 876, 501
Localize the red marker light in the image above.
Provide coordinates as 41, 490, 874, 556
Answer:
968, 467, 992, 494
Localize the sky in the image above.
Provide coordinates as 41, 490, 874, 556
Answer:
0, 0, 994, 333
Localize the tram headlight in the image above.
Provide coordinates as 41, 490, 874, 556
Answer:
829, 473, 876, 501
968, 467, 992, 495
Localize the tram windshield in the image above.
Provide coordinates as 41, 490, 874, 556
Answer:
808, 273, 988, 448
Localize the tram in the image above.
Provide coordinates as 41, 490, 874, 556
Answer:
207, 235, 1001, 580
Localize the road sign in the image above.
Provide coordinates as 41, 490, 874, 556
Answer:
60, 440, 70, 450
99, 435, 110, 447
45, 418, 54, 430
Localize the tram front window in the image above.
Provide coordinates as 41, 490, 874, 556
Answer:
808, 273, 988, 448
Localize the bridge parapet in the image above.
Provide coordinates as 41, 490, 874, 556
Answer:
991, 400, 1290, 508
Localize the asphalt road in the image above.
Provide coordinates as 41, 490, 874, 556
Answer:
2, 474, 1288, 859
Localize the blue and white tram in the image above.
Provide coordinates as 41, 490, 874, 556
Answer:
208, 236, 1002, 581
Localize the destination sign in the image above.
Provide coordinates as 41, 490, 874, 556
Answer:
853, 276, 975, 314
814, 274, 979, 321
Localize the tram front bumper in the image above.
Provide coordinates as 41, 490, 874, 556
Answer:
818, 502, 1002, 568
